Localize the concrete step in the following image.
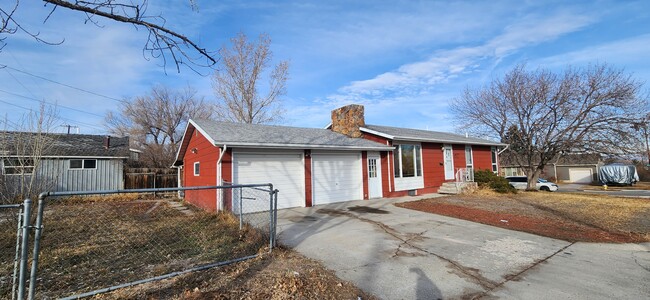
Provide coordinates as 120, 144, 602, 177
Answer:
438, 182, 478, 194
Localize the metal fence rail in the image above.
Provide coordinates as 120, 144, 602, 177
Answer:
3, 184, 278, 299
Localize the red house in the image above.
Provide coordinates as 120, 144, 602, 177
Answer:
173, 104, 504, 211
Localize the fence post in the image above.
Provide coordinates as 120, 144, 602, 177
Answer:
17, 199, 32, 300
28, 194, 47, 300
238, 187, 243, 230
12, 206, 24, 300
273, 189, 278, 248
268, 184, 274, 252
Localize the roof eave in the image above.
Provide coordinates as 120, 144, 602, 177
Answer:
213, 142, 393, 151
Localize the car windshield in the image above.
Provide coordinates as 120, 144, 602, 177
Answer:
538, 178, 548, 183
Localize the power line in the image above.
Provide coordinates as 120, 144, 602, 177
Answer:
0, 88, 105, 118
0, 98, 105, 131
0, 64, 124, 102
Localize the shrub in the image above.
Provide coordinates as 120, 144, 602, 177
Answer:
474, 169, 516, 194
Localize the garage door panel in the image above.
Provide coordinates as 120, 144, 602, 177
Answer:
569, 168, 592, 183
233, 153, 304, 213
312, 153, 362, 205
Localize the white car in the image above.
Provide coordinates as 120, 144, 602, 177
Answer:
505, 176, 558, 192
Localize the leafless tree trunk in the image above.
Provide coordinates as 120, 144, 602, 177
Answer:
451, 63, 646, 190
0, 0, 215, 72
105, 85, 213, 168
212, 32, 289, 124
0, 102, 59, 204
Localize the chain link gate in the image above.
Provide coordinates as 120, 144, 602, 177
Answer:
3, 184, 278, 299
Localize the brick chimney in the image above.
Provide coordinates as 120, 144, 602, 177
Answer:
331, 104, 365, 138
103, 135, 111, 149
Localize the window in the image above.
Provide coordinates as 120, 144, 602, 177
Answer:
2, 158, 34, 175
194, 162, 200, 176
368, 158, 377, 178
503, 167, 524, 177
465, 145, 473, 167
394, 144, 422, 178
491, 147, 498, 173
70, 159, 97, 169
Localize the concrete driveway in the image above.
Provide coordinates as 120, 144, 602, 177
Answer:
276, 195, 650, 299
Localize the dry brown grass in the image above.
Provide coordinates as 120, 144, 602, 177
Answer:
414, 188, 650, 242
1, 198, 269, 299
515, 192, 650, 238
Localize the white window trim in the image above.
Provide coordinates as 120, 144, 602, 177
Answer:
393, 143, 423, 179
491, 146, 499, 173
2, 158, 35, 175
465, 145, 473, 168
69, 159, 98, 170
193, 161, 200, 176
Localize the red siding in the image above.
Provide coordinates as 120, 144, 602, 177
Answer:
380, 151, 390, 197
362, 151, 369, 199
472, 145, 493, 171
305, 150, 312, 207
452, 144, 466, 182
183, 128, 220, 211
362, 132, 390, 145
423, 142, 445, 187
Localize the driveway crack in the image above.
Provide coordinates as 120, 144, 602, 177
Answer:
473, 242, 576, 299
317, 208, 498, 289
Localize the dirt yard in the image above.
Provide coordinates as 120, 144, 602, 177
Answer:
396, 189, 650, 243
1, 196, 372, 300
97, 247, 376, 300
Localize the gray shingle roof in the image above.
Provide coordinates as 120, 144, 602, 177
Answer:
0, 131, 130, 157
192, 119, 392, 150
363, 124, 506, 146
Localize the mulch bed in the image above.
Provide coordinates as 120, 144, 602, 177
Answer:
396, 201, 647, 243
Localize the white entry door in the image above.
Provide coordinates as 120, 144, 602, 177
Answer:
367, 153, 382, 198
443, 144, 454, 180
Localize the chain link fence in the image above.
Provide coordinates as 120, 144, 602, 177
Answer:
0, 204, 24, 300
2, 184, 278, 299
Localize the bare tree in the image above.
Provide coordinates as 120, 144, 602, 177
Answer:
631, 112, 650, 165
0, 102, 59, 204
0, 0, 216, 72
105, 85, 213, 168
212, 32, 289, 124
451, 63, 646, 189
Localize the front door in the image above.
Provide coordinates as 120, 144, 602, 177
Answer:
443, 144, 454, 180
367, 153, 382, 198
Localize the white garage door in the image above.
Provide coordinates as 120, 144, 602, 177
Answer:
312, 153, 363, 205
569, 168, 593, 183
233, 152, 304, 213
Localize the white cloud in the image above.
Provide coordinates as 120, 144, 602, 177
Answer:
337, 11, 595, 98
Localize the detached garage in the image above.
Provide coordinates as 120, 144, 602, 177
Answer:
568, 168, 593, 184
174, 119, 392, 211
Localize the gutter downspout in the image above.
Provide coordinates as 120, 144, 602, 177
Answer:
216, 145, 227, 211
174, 165, 183, 198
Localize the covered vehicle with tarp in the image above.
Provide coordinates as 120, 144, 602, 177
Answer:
598, 164, 639, 185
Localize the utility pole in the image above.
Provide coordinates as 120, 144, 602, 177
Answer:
60, 124, 79, 134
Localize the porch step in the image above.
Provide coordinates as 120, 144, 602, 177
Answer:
438, 182, 477, 194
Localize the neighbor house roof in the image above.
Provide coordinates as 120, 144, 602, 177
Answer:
500, 152, 603, 167
361, 124, 506, 146
174, 119, 394, 166
0, 131, 130, 158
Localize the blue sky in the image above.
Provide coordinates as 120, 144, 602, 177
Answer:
0, 0, 649, 135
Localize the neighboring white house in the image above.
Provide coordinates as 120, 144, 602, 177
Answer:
0, 131, 131, 193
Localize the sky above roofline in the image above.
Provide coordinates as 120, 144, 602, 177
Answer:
0, 0, 648, 140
